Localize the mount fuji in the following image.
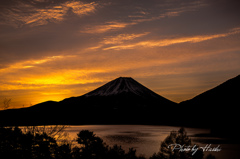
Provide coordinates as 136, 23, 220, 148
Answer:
61, 77, 175, 109
0, 77, 177, 126
84, 77, 167, 98
1, 75, 239, 130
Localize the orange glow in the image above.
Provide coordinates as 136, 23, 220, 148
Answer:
17, 70, 104, 85
0, 55, 74, 73
0, 69, 105, 91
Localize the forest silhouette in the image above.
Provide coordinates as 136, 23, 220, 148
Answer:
0, 126, 215, 159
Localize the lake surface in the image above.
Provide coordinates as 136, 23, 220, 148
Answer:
63, 125, 240, 159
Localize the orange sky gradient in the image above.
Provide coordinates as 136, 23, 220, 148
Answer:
0, 0, 240, 109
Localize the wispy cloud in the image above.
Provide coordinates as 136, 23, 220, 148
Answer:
2, 1, 98, 27
64, 1, 98, 16
130, 1, 207, 24
81, 1, 206, 34
87, 32, 150, 50
103, 28, 240, 50
102, 32, 150, 44
0, 55, 75, 73
0, 54, 106, 92
81, 21, 136, 34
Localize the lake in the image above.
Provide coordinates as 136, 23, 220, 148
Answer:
62, 125, 240, 159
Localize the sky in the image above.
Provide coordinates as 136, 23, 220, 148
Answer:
0, 0, 240, 109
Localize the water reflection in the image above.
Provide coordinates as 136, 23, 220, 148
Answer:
64, 125, 210, 157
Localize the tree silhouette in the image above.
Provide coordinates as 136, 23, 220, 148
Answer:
107, 144, 125, 159
0, 127, 146, 159
76, 130, 108, 159
22, 125, 69, 144
1, 126, 213, 159
0, 126, 72, 159
150, 128, 204, 159
3, 98, 11, 110
55, 144, 73, 159
75, 130, 146, 159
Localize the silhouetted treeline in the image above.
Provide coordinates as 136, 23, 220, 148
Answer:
0, 126, 145, 159
0, 127, 215, 159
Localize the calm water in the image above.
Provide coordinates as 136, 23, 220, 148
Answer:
63, 125, 240, 159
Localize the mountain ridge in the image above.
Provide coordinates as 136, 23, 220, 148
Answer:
0, 74, 239, 131
0, 77, 177, 126
179, 74, 239, 137
180, 74, 240, 105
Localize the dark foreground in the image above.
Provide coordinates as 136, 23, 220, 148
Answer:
0, 126, 217, 159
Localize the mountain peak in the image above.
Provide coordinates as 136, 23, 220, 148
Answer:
114, 77, 134, 83
117, 77, 132, 79
84, 77, 161, 98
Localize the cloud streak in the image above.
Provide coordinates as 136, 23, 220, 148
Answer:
102, 32, 150, 44
0, 55, 75, 73
1, 1, 98, 27
82, 0, 206, 34
81, 21, 137, 34
103, 28, 240, 50
88, 32, 150, 50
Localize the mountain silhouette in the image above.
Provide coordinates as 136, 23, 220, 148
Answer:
1, 74, 239, 134
179, 74, 240, 137
59, 77, 177, 125
180, 75, 240, 107
84, 77, 167, 98
61, 77, 175, 109
0, 77, 177, 126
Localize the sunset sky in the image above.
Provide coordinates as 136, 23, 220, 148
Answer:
1, 0, 240, 109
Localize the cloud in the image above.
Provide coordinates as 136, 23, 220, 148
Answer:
88, 32, 150, 50
131, 1, 207, 24
81, 21, 137, 34
102, 32, 150, 44
64, 1, 98, 16
81, 0, 207, 34
103, 27, 240, 50
1, 1, 98, 27
0, 55, 75, 73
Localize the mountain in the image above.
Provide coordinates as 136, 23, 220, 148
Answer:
179, 75, 240, 137
1, 75, 239, 131
0, 77, 177, 126
59, 77, 177, 125
180, 75, 240, 107
84, 77, 166, 98
61, 77, 175, 109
